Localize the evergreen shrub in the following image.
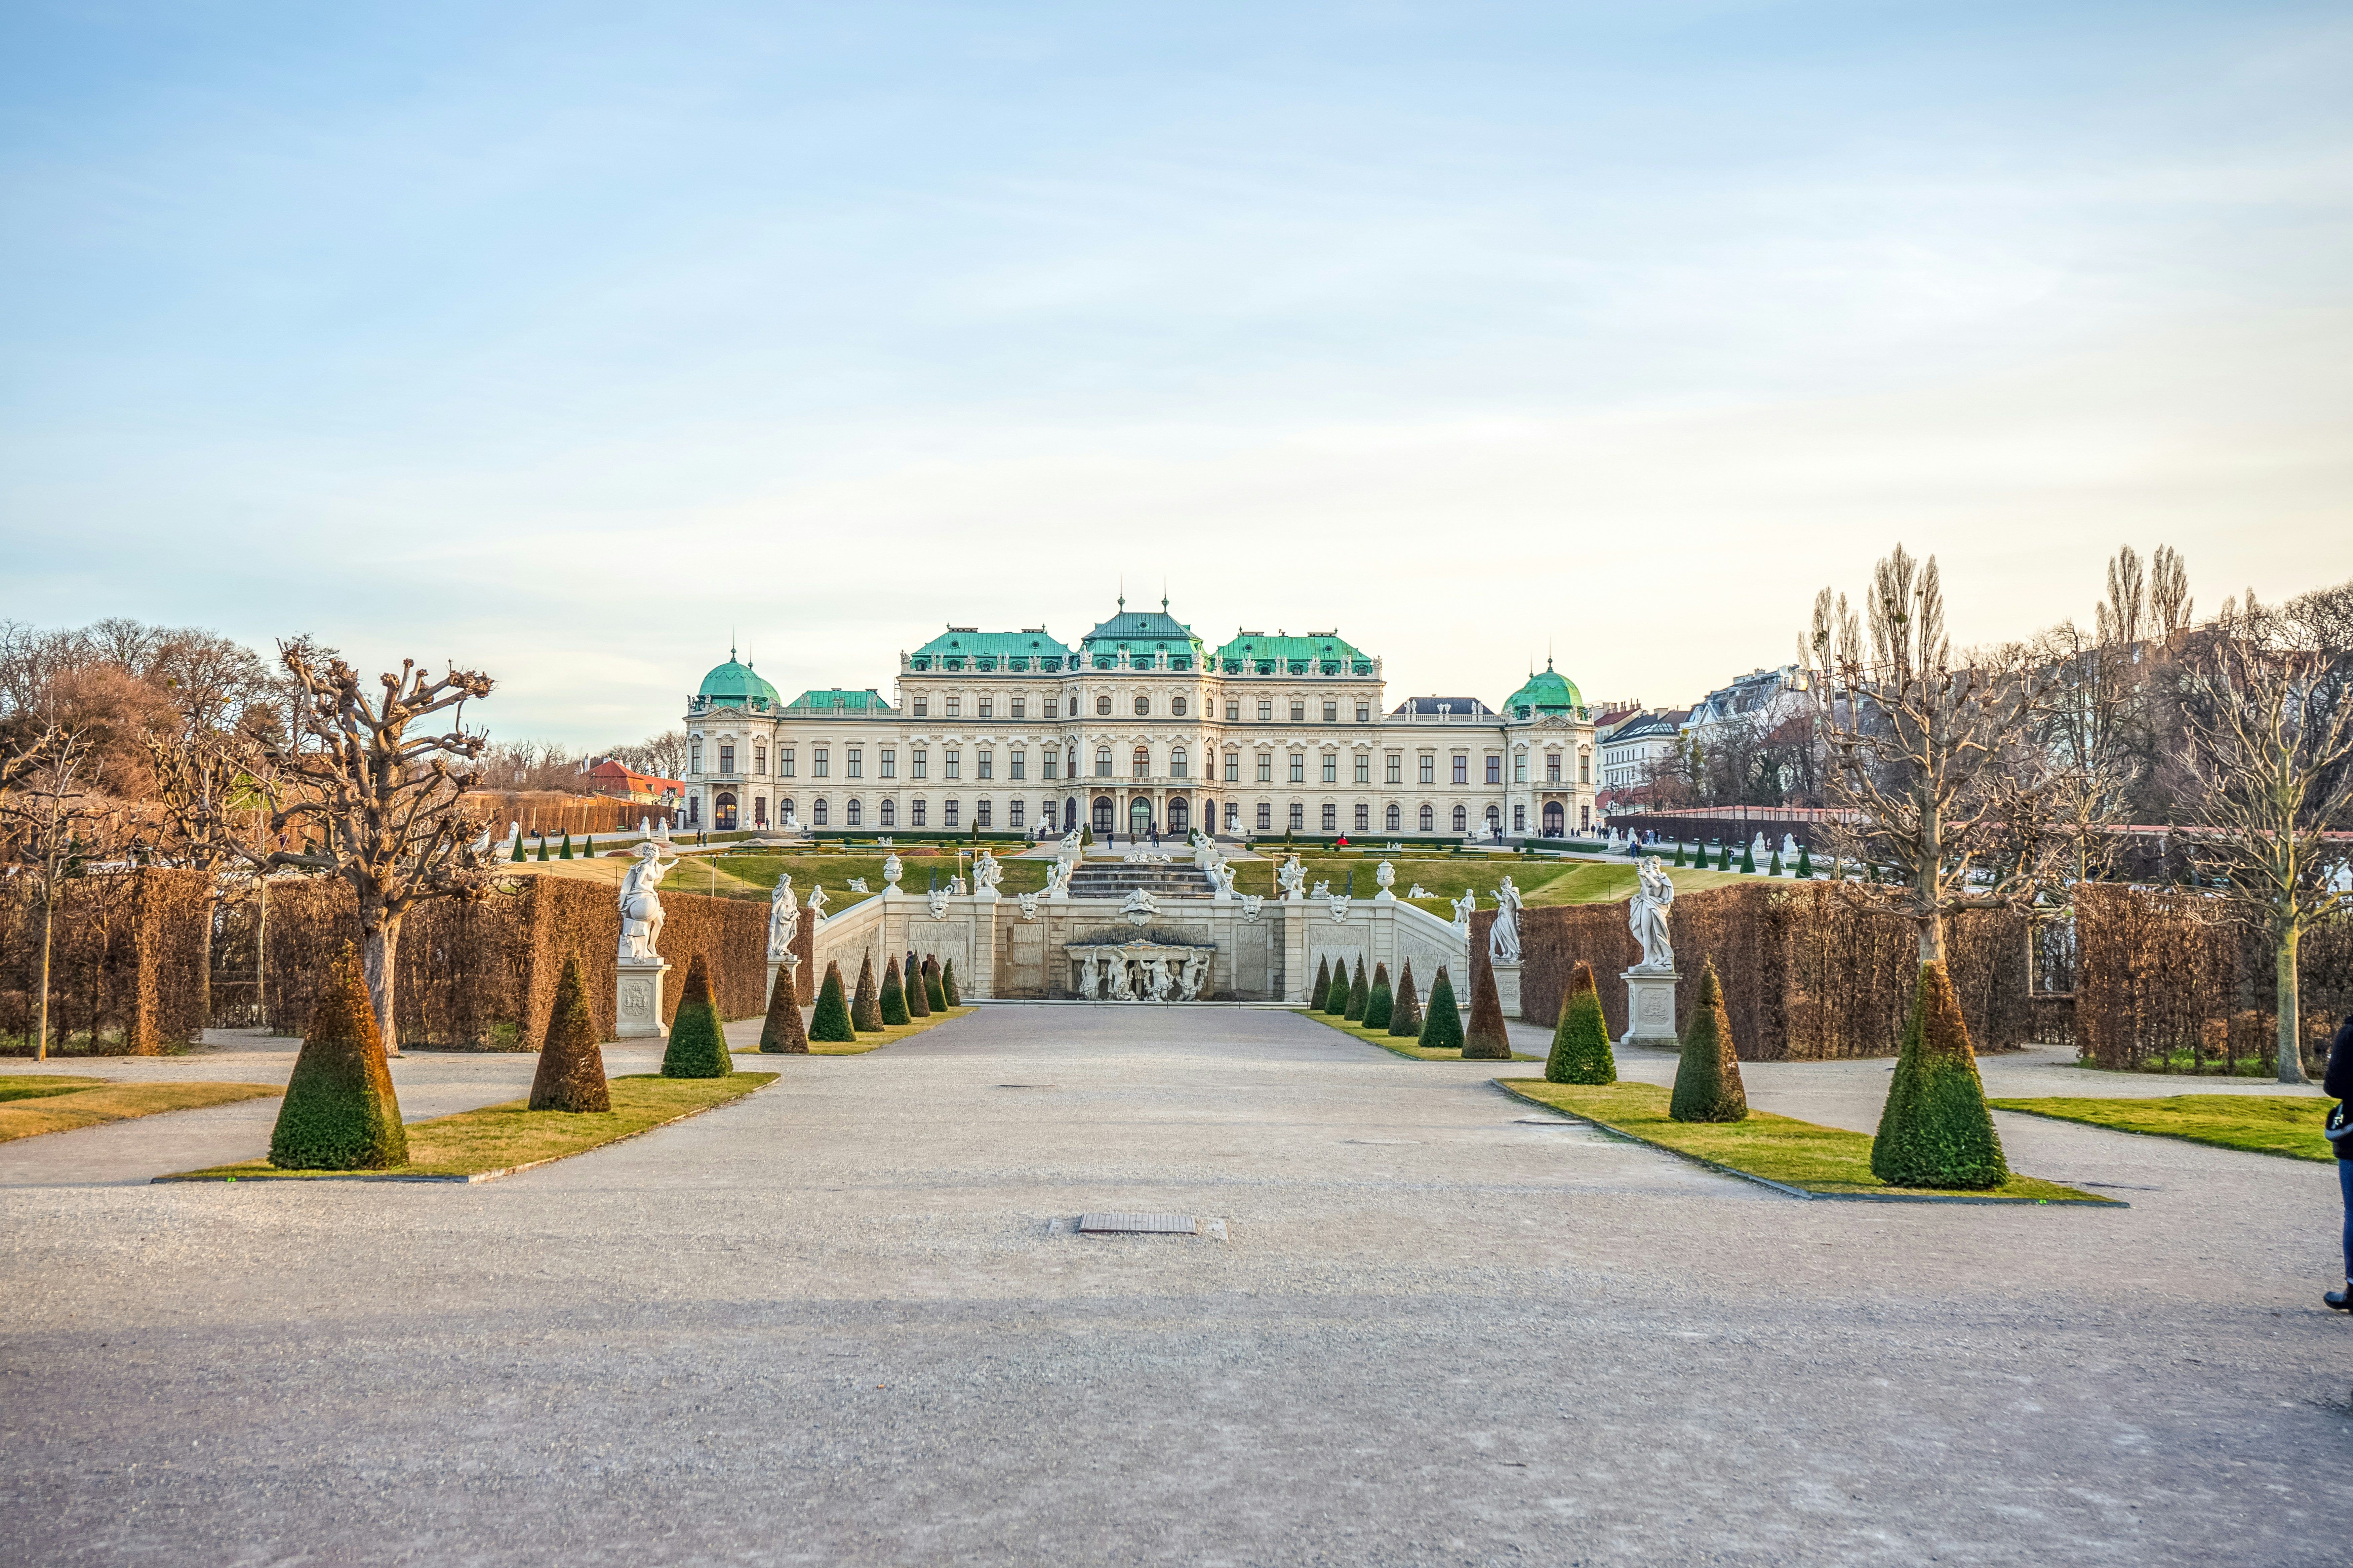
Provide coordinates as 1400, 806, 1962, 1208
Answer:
923, 956, 946, 1012
1871, 960, 2009, 1189
1739, 842, 1755, 874
1545, 961, 1615, 1085
558, 833, 573, 860
942, 958, 960, 1007
510, 835, 526, 863
1462, 957, 1513, 1059
807, 959, 856, 1043
1420, 967, 1465, 1051
1345, 958, 1368, 1021
1768, 850, 1783, 877
1796, 845, 1814, 878
1669, 959, 1748, 1122
1716, 843, 1731, 871
584, 836, 596, 857
1325, 962, 1352, 1014
1389, 961, 1423, 1037
1672, 843, 1686, 868
536, 837, 549, 862
661, 954, 734, 1077
528, 956, 610, 1110
268, 945, 408, 1170
1311, 956, 1331, 1009
850, 952, 884, 1031
759, 959, 808, 1053
1363, 962, 1393, 1030
879, 956, 909, 1026
904, 951, 931, 1016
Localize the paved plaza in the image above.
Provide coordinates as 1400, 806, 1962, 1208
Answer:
4, 1006, 2350, 1565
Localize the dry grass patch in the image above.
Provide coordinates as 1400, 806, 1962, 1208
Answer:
0, 1078, 280, 1143
1305, 1011, 1540, 1063
1988, 1094, 2335, 1163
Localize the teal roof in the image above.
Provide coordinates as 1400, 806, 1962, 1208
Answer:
785, 688, 894, 714
696, 656, 782, 709
1077, 603, 1207, 670
907, 626, 1072, 672
1212, 629, 1374, 676
1503, 662, 1583, 718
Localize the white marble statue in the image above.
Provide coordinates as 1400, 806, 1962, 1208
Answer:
1212, 862, 1239, 898
1450, 889, 1476, 938
1277, 855, 1306, 900
619, 841, 679, 963
1309, 879, 1331, 901
1751, 832, 1769, 865
1077, 957, 1101, 1000
973, 850, 1003, 892
781, 807, 801, 833
1146, 962, 1170, 1002
636, 817, 649, 840
883, 853, 904, 888
1489, 875, 1524, 964
1044, 857, 1074, 898
1630, 856, 1675, 972
766, 872, 797, 959
1781, 833, 1800, 861
805, 884, 829, 921
947, 875, 967, 895
876, 836, 893, 848
846, 878, 869, 894
1179, 953, 1207, 1000
1107, 956, 1133, 1000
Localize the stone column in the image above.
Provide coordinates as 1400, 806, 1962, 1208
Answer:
1620, 969, 1679, 1047
616, 959, 671, 1039
967, 890, 999, 999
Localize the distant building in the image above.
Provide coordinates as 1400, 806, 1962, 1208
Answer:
576, 757, 684, 806
1600, 709, 1689, 795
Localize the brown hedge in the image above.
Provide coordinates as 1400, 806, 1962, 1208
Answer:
0, 867, 210, 1055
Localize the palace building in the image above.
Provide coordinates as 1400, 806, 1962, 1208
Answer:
680, 598, 1598, 841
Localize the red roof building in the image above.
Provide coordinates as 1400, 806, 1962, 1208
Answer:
578, 758, 684, 804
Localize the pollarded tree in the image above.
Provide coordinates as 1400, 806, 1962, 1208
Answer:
1669, 960, 1748, 1123
1545, 961, 1615, 1085
759, 959, 809, 1054
0, 725, 125, 1061
1461, 955, 1512, 1059
269, 944, 407, 1169
1420, 967, 1464, 1051
851, 952, 884, 1031
258, 646, 497, 1050
1388, 960, 1423, 1038
2175, 591, 2353, 1083
1345, 957, 1369, 1021
529, 956, 610, 1112
662, 953, 732, 1077
809, 959, 855, 1043
1363, 962, 1393, 1030
879, 955, 910, 1026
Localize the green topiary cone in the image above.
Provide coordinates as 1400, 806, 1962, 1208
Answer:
1796, 845, 1814, 879
661, 953, 733, 1077
808, 959, 855, 1043
850, 952, 884, 1031
1363, 962, 1393, 1030
536, 837, 548, 862
759, 959, 808, 1053
269, 945, 408, 1169
1739, 841, 1755, 874
904, 951, 931, 1017
941, 958, 960, 1007
510, 835, 526, 863
1311, 956, 1331, 1010
1388, 961, 1423, 1037
879, 956, 910, 1026
1461, 955, 1513, 1059
1545, 961, 1615, 1085
1420, 967, 1464, 1051
558, 832, 572, 860
1345, 957, 1369, 1021
1872, 960, 2009, 1189
922, 956, 946, 1012
584, 836, 596, 858
1672, 842, 1686, 868
1670, 959, 1747, 1122
529, 956, 610, 1111
1325, 961, 1352, 1014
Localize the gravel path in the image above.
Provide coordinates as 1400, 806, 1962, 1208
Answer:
3, 1007, 2348, 1565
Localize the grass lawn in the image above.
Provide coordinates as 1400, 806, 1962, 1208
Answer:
0, 1078, 281, 1143
520, 851, 1050, 902
1499, 1078, 2110, 1203
159, 1072, 775, 1182
737, 1004, 975, 1056
1226, 856, 1749, 917
1988, 1094, 2337, 1163
1303, 1010, 1541, 1063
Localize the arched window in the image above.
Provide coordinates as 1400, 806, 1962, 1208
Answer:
1097, 695, 1112, 716
1132, 746, 1150, 779
1170, 747, 1187, 779
846, 799, 863, 827
1543, 801, 1564, 836
779, 798, 794, 823
1095, 746, 1113, 777
812, 798, 828, 826
1451, 805, 1467, 833
1418, 805, 1433, 831
1485, 806, 1500, 832
1133, 696, 1149, 716
1093, 796, 1114, 832
1171, 696, 1187, 717
1385, 804, 1400, 831
752, 797, 768, 828
880, 799, 896, 827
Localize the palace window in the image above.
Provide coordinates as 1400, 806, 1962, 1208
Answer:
689, 739, 702, 773
1096, 746, 1113, 777
947, 697, 960, 717
1009, 799, 1025, 828
1225, 751, 1239, 782
944, 799, 960, 829
1134, 696, 1149, 717
1290, 702, 1306, 722
1322, 702, 1338, 723
1098, 696, 1112, 716
945, 748, 961, 780
1009, 749, 1025, 780
812, 798, 828, 826
1419, 805, 1434, 831
1258, 701, 1273, 722
1288, 755, 1305, 785
1353, 804, 1369, 832
1514, 755, 1526, 784
753, 797, 767, 828
1356, 704, 1370, 724
977, 748, 993, 780
978, 699, 992, 719
1320, 804, 1336, 831
912, 699, 927, 718
1452, 806, 1467, 832
976, 799, 992, 829
1385, 804, 1400, 831
1172, 697, 1187, 717
1170, 747, 1187, 779
1043, 748, 1058, 779
1044, 699, 1058, 720
1386, 753, 1401, 785
1451, 755, 1468, 785
1486, 806, 1501, 833
1132, 746, 1150, 779
1546, 752, 1561, 784
780, 748, 794, 778
1320, 754, 1337, 785
911, 799, 927, 827
846, 799, 863, 827
1485, 755, 1501, 785
880, 749, 896, 779
1419, 755, 1434, 785
1256, 753, 1272, 784
1353, 755, 1369, 785
1011, 698, 1025, 719
847, 748, 863, 779
912, 748, 928, 780
1226, 702, 1240, 721
1581, 805, 1592, 830
1513, 804, 1526, 833
753, 744, 766, 775
777, 798, 792, 824
881, 799, 896, 827
1289, 803, 1305, 830
719, 743, 735, 775
1256, 802, 1272, 831
813, 747, 829, 778
1580, 750, 1592, 784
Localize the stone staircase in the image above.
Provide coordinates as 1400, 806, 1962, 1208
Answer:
1066, 861, 1215, 900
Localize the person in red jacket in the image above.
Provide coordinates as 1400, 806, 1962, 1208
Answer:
2325, 1011, 2353, 1311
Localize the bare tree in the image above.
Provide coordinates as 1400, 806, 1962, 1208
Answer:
144, 727, 274, 1027
1805, 546, 2063, 964
0, 728, 123, 1060
609, 729, 691, 782
2176, 594, 2353, 1084
260, 648, 497, 1047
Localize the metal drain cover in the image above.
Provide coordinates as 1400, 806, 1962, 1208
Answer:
1077, 1212, 1196, 1235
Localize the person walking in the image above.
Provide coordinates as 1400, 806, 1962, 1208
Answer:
2327, 1010, 2353, 1311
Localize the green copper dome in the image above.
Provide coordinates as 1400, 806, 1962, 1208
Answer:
1503, 662, 1582, 718
696, 653, 782, 709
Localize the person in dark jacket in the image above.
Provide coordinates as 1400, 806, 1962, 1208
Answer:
2325, 1012, 2353, 1311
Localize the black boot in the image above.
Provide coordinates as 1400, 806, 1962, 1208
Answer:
2327, 1284, 2352, 1312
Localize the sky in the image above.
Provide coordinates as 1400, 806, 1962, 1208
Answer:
4, 1, 2349, 747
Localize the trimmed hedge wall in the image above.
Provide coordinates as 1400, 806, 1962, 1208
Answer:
0, 868, 210, 1054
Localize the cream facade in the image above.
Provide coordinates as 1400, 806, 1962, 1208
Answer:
681, 600, 1598, 841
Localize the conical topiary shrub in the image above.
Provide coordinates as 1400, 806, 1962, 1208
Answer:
1389, 960, 1423, 1038
510, 835, 526, 863
1312, 956, 1331, 1010
1672, 842, 1686, 868
268, 945, 407, 1169
1420, 967, 1464, 1051
1670, 959, 1747, 1122
879, 956, 910, 1026
1545, 961, 1615, 1085
942, 958, 960, 1007
851, 952, 884, 1031
529, 956, 610, 1111
1715, 842, 1730, 871
1739, 841, 1755, 874
558, 833, 573, 860
662, 953, 733, 1077
1461, 956, 1512, 1059
1872, 960, 2010, 1189
536, 836, 549, 862
1345, 958, 1369, 1021
1363, 962, 1393, 1030
1796, 844, 1814, 879
923, 956, 946, 1012
1324, 960, 1352, 1014
759, 959, 808, 1053
808, 959, 855, 1043
904, 950, 930, 1016
584, 835, 596, 858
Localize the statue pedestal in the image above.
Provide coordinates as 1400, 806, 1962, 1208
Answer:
1490, 960, 1522, 1018
1620, 969, 1679, 1047
616, 959, 671, 1039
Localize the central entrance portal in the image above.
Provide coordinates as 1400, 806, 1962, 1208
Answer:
1129, 798, 1152, 836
